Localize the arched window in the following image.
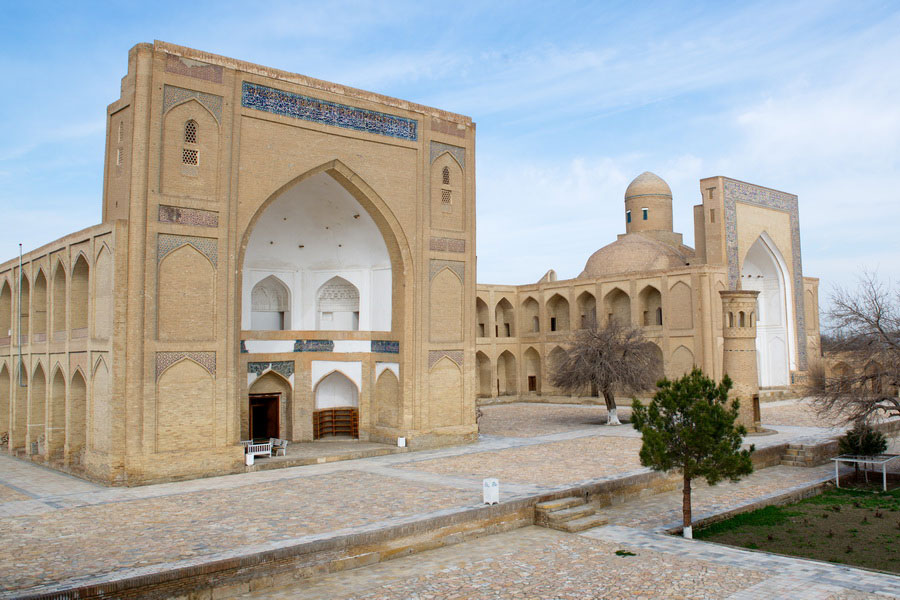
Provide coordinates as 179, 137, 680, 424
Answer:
728, 312, 734, 328
184, 120, 198, 144
739, 311, 746, 327
442, 166, 450, 185
182, 120, 199, 165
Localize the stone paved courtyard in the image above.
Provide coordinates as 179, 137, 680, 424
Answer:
1, 398, 898, 599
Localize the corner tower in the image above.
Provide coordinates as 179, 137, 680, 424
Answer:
720, 289, 761, 431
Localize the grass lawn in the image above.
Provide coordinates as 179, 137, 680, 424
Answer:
695, 484, 900, 573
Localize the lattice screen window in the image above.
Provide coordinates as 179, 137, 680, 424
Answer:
441, 189, 451, 204
442, 166, 450, 185
117, 121, 124, 144
182, 148, 199, 165
184, 120, 198, 144
116, 148, 122, 166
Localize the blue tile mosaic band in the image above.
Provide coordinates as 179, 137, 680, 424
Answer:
248, 361, 294, 378
242, 81, 418, 141
293, 339, 335, 352
371, 340, 400, 354
722, 179, 807, 370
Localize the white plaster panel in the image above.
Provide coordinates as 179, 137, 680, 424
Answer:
311, 360, 362, 390
332, 340, 371, 353
243, 340, 295, 354
375, 362, 399, 378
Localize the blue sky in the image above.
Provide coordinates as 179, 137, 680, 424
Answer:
1, 1, 898, 311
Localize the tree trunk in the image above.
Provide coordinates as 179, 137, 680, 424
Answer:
603, 390, 621, 425
682, 473, 692, 538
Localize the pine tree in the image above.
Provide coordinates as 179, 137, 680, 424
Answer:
631, 368, 754, 538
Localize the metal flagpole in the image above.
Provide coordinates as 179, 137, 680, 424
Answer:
18, 243, 23, 387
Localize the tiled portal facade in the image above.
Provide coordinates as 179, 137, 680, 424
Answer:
0, 41, 477, 485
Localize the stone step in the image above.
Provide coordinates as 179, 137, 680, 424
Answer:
545, 504, 596, 523
781, 459, 808, 467
558, 513, 609, 533
535, 496, 585, 512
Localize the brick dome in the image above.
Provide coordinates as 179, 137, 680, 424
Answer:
625, 171, 672, 199
579, 233, 687, 278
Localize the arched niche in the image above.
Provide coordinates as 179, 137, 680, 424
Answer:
0, 281, 10, 342
93, 246, 113, 340
476, 351, 492, 397
495, 298, 514, 338
668, 281, 693, 329
52, 261, 66, 334
638, 285, 662, 327
239, 168, 399, 333
431, 152, 465, 231
314, 371, 359, 409
604, 288, 630, 326
67, 369, 87, 461
476, 297, 489, 338
576, 291, 596, 328
90, 358, 110, 453
251, 275, 291, 331
156, 358, 214, 450
430, 267, 462, 342
0, 365, 8, 443
496, 350, 517, 396
49, 367, 65, 458
33, 270, 48, 338
428, 356, 463, 427
19, 274, 30, 341
669, 345, 695, 379
71, 255, 89, 332
29, 363, 46, 454
317, 276, 360, 331
741, 233, 794, 387
158, 244, 215, 341
547, 294, 569, 332
161, 100, 219, 200
521, 297, 540, 333
375, 368, 400, 428
523, 347, 541, 394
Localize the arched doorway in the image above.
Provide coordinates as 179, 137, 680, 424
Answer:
476, 351, 492, 397
496, 350, 517, 396
313, 371, 359, 439
524, 347, 541, 394
741, 234, 793, 387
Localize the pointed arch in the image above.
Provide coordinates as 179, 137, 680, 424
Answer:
521, 296, 540, 333
31, 268, 48, 339
156, 357, 214, 450
28, 362, 46, 454
52, 259, 67, 334
669, 345, 695, 379
314, 370, 359, 409
638, 285, 662, 327
523, 346, 541, 394
494, 297, 514, 338
248, 370, 292, 440
547, 293, 570, 332
496, 350, 517, 396
476, 351, 492, 397
18, 273, 30, 341
476, 296, 489, 337
429, 356, 463, 427
604, 287, 630, 326
668, 281, 693, 329
742, 231, 795, 386
0, 279, 10, 344
158, 244, 215, 341
375, 368, 401, 428
67, 368, 87, 461
430, 266, 463, 342
92, 245, 113, 340
48, 366, 65, 457
317, 276, 360, 331
11, 363, 27, 449
237, 160, 413, 337
251, 275, 291, 331
576, 291, 597, 328
71, 254, 89, 332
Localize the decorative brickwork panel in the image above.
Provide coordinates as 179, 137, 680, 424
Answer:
429, 237, 466, 253
242, 82, 418, 141
157, 234, 218, 268
248, 361, 294, 378
162, 85, 223, 122
428, 350, 463, 368
430, 119, 466, 139
158, 205, 219, 228
371, 340, 400, 354
429, 259, 464, 281
429, 141, 466, 167
165, 54, 224, 84
156, 351, 216, 379
293, 339, 334, 352
723, 179, 807, 369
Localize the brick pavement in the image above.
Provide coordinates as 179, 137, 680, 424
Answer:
1, 400, 898, 598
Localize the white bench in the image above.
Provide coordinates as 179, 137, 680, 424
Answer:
244, 442, 272, 458
270, 438, 289, 456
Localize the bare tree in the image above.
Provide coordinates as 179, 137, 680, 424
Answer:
808, 272, 900, 424
550, 320, 662, 425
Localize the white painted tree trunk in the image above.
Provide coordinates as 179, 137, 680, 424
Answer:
683, 526, 693, 539
607, 407, 621, 426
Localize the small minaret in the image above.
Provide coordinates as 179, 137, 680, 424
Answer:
719, 290, 760, 431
